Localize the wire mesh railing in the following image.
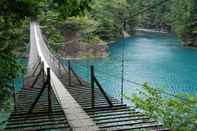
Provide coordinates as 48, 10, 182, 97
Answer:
65, 59, 195, 106
28, 21, 99, 130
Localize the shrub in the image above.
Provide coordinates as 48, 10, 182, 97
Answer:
125, 83, 197, 131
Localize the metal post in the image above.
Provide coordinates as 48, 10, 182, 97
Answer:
47, 68, 52, 112
68, 60, 71, 86
32, 57, 41, 76
94, 77, 113, 107
13, 80, 16, 111
121, 72, 124, 104
90, 65, 95, 108
42, 62, 45, 82
121, 37, 125, 105
22, 75, 25, 89
30, 61, 44, 89
58, 56, 61, 77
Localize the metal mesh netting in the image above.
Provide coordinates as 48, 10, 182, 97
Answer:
27, 23, 40, 76
27, 22, 65, 78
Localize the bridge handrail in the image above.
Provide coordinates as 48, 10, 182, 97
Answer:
31, 21, 98, 131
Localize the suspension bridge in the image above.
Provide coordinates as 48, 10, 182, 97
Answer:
5, 21, 169, 131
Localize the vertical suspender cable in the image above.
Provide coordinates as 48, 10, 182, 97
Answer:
13, 80, 16, 111
119, 0, 170, 104
121, 21, 126, 104
87, 59, 90, 83
90, 65, 95, 108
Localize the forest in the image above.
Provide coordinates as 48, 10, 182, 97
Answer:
44, 0, 197, 48
0, 0, 197, 130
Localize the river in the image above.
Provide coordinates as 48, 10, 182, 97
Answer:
70, 31, 197, 101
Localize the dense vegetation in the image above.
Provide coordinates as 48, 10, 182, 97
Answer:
70, 0, 197, 46
0, 0, 91, 111
136, 0, 197, 46
39, 0, 138, 58
90, 0, 137, 40
0, 0, 35, 110
126, 83, 197, 131
171, 0, 197, 46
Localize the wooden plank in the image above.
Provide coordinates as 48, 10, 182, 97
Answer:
32, 21, 99, 131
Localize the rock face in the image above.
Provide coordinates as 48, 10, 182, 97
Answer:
122, 31, 130, 37
61, 29, 81, 58
59, 24, 108, 59
181, 32, 197, 47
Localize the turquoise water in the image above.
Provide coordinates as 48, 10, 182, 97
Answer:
0, 112, 10, 129
70, 32, 197, 101
15, 32, 197, 101
15, 59, 27, 92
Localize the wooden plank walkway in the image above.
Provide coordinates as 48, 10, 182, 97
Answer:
6, 65, 168, 131
5, 70, 71, 130
60, 75, 169, 131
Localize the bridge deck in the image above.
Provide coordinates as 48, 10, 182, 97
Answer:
5, 73, 71, 130
6, 68, 168, 131
60, 74, 169, 131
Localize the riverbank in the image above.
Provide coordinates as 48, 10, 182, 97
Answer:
59, 41, 109, 59
183, 44, 197, 49
135, 28, 169, 34
135, 28, 197, 49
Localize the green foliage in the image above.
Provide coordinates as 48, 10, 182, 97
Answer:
0, 52, 21, 110
52, 0, 92, 18
126, 83, 197, 131
65, 16, 104, 45
0, 0, 40, 20
0, 0, 93, 110
135, 0, 197, 45
40, 10, 65, 45
67, 16, 98, 33
170, 0, 197, 46
39, 0, 137, 47
90, 0, 137, 40
137, 0, 172, 31
39, 0, 94, 46
0, 0, 32, 110
82, 34, 106, 45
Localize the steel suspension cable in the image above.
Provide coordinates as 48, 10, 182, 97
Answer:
73, 63, 195, 102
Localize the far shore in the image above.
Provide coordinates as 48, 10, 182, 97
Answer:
135, 28, 169, 34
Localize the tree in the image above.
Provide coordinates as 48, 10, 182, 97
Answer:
136, 0, 172, 31
0, 0, 40, 111
126, 83, 197, 131
0, 0, 93, 110
52, 0, 92, 19
90, 0, 137, 40
171, 0, 197, 46
134, 0, 197, 46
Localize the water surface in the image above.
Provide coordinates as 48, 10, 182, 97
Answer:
70, 32, 197, 100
